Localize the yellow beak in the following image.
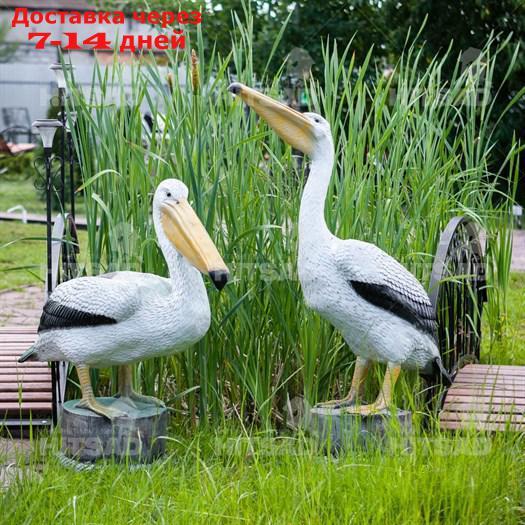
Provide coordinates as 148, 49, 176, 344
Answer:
161, 199, 229, 290
228, 82, 315, 155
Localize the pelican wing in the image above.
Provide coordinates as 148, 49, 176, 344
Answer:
336, 240, 437, 338
37, 274, 152, 333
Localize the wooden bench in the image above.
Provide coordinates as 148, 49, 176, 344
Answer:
440, 364, 525, 431
0, 135, 36, 156
0, 326, 53, 427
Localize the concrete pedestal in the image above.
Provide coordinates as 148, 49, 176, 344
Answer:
308, 406, 412, 454
61, 398, 168, 463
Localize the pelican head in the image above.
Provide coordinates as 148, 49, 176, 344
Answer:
228, 82, 332, 158
154, 179, 229, 290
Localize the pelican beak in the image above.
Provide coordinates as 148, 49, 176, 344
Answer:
228, 82, 315, 155
161, 199, 229, 290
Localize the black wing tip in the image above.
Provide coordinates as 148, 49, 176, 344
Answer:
38, 299, 117, 333
350, 280, 436, 337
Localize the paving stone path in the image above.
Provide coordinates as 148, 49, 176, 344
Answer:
0, 286, 44, 327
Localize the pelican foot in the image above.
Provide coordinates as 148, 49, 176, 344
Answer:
342, 402, 389, 416
76, 399, 127, 420
114, 391, 165, 409
316, 397, 358, 409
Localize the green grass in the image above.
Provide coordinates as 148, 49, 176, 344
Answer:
0, 221, 47, 290
1, 426, 524, 524
0, 171, 88, 292
482, 272, 525, 365
0, 221, 88, 292
0, 176, 86, 217
1, 278, 524, 523
0, 178, 46, 215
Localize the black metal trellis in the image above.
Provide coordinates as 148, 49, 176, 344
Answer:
36, 63, 79, 426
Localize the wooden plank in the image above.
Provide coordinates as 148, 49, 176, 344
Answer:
0, 382, 51, 392
0, 346, 35, 351
0, 392, 52, 402
446, 394, 525, 404
440, 411, 525, 424
0, 370, 50, 377
461, 364, 525, 373
456, 368, 525, 379
0, 337, 37, 340
0, 343, 38, 348
448, 386, 525, 397
456, 371, 525, 380
0, 374, 51, 382
0, 365, 50, 372
452, 376, 525, 385
0, 340, 34, 343
0, 361, 49, 368
458, 367, 525, 377
443, 402, 525, 414
0, 342, 37, 350
459, 365, 525, 375
0, 339, 35, 343
0, 402, 52, 412
0, 331, 38, 336
0, 358, 41, 363
440, 364, 525, 432
0, 327, 38, 333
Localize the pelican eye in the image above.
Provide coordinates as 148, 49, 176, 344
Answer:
166, 192, 172, 198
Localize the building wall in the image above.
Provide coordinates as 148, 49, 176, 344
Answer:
0, 7, 167, 131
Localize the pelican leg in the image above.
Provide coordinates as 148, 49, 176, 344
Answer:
114, 365, 165, 408
76, 365, 127, 419
317, 357, 370, 408
343, 362, 401, 415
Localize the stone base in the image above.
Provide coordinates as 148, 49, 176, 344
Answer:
61, 397, 168, 463
308, 406, 412, 454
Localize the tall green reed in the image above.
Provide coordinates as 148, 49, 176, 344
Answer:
67, 17, 520, 428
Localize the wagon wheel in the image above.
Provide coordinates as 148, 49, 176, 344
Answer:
423, 217, 487, 412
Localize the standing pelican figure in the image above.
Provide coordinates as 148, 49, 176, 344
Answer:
19, 179, 229, 419
229, 83, 450, 414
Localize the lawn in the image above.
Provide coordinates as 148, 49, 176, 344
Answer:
1, 224, 524, 524
0, 176, 86, 292
0, 176, 87, 292
0, 221, 88, 292
483, 272, 525, 366
1, 420, 524, 523
0, 170, 85, 217
0, 268, 523, 524
0, 177, 46, 215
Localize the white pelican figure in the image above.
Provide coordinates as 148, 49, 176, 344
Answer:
19, 179, 229, 419
229, 83, 450, 414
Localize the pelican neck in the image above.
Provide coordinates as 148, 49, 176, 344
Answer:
298, 146, 335, 245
